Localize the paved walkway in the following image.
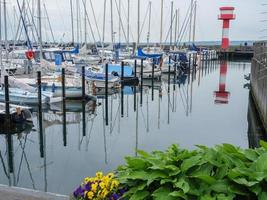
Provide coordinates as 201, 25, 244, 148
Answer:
0, 184, 69, 200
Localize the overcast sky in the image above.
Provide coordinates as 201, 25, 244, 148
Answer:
4, 0, 263, 43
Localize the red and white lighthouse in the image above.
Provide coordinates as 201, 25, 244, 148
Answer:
214, 62, 230, 104
218, 7, 235, 50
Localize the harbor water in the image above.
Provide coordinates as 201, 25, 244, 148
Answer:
0, 60, 261, 195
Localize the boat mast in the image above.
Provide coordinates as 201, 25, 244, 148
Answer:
37, 0, 43, 63
174, 9, 177, 48
160, 0, 163, 48
110, 0, 114, 45
76, 0, 80, 44
147, 1, 151, 49
137, 0, 140, 46
189, 0, 193, 44
84, 0, 87, 48
102, 0, 106, 60
70, 0, 74, 44
127, 0, 130, 48
192, 1, 197, 43
118, 0, 121, 44
0, 0, 2, 67
170, 1, 173, 50
3, 0, 8, 61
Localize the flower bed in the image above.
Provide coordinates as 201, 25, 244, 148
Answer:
73, 141, 267, 200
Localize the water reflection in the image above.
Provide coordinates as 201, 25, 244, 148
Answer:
214, 61, 230, 104
0, 60, 262, 195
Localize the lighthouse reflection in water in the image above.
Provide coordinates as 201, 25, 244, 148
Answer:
214, 61, 230, 104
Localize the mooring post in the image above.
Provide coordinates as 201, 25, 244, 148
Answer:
152, 62, 155, 101
105, 63, 108, 126
4, 75, 14, 173
82, 66, 85, 100
121, 61, 124, 117
121, 61, 124, 81
37, 71, 44, 158
168, 55, 171, 93
62, 68, 67, 146
189, 54, 191, 69
140, 59, 144, 106
134, 60, 137, 77
173, 55, 177, 91
4, 76, 10, 125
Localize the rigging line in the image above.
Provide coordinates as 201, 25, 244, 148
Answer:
43, 3, 55, 43
23, 0, 39, 44
5, 5, 15, 39
163, 13, 176, 44
24, 0, 39, 41
81, 0, 99, 54
177, 11, 191, 46
88, 0, 102, 43
139, 2, 150, 39
15, 0, 33, 49
175, 4, 191, 45
119, 0, 135, 43
114, 0, 128, 43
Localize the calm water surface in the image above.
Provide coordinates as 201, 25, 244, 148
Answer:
0, 60, 258, 195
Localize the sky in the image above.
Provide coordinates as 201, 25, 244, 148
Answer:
3, 0, 263, 43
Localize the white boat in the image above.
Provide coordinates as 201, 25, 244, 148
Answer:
123, 59, 162, 79
0, 88, 50, 105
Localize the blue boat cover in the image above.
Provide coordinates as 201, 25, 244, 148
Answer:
137, 48, 163, 58
108, 64, 133, 77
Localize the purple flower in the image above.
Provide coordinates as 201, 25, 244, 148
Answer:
73, 186, 85, 198
84, 182, 91, 191
109, 193, 120, 200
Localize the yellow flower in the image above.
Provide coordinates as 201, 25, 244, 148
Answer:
87, 191, 94, 199
84, 177, 90, 183
91, 183, 98, 193
107, 173, 115, 179
96, 172, 103, 179
111, 180, 119, 190
99, 182, 106, 189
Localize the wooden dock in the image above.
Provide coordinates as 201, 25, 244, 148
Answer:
251, 41, 267, 132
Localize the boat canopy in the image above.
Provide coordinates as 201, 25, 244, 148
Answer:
108, 64, 133, 77
137, 48, 163, 58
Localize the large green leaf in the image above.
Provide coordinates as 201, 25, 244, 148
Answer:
181, 155, 202, 172
174, 178, 190, 193
169, 191, 188, 199
260, 140, 267, 150
152, 187, 177, 200
254, 153, 267, 172
129, 190, 150, 200
125, 157, 149, 170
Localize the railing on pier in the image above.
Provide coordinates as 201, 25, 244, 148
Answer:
251, 41, 267, 131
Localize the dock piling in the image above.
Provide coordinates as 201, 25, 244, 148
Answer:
105, 63, 108, 126
62, 68, 67, 146
37, 71, 44, 158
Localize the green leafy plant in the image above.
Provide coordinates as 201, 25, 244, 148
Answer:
117, 141, 267, 200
